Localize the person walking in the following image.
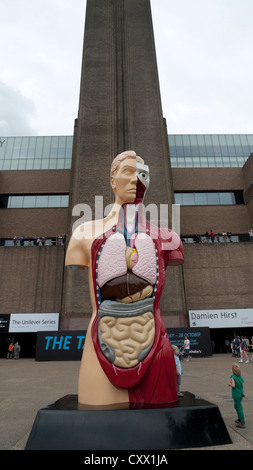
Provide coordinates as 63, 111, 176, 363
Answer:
228, 363, 246, 428
13, 342, 21, 359
239, 337, 249, 363
234, 336, 241, 357
7, 342, 14, 359
172, 345, 184, 397
183, 336, 190, 361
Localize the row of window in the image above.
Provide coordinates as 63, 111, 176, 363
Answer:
0, 136, 73, 171
0, 136, 73, 160
170, 156, 247, 168
174, 191, 244, 206
0, 158, 71, 171
0, 195, 69, 209
168, 134, 253, 158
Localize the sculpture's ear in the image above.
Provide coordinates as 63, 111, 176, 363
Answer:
111, 174, 116, 191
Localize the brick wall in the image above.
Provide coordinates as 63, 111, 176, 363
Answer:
0, 246, 65, 314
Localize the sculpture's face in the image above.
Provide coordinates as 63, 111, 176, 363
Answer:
112, 158, 149, 205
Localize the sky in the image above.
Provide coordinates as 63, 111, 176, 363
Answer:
0, 0, 253, 137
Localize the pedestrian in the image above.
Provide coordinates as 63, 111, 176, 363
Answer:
172, 345, 184, 397
248, 229, 253, 242
250, 336, 253, 362
13, 342, 21, 359
228, 363, 246, 428
227, 231, 232, 242
183, 336, 190, 361
222, 232, 227, 242
234, 336, 241, 357
13, 236, 18, 246
210, 230, 215, 243
7, 342, 14, 359
215, 233, 220, 243
239, 337, 249, 363
19, 235, 25, 246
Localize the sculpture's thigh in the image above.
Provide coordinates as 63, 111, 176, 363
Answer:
78, 325, 129, 406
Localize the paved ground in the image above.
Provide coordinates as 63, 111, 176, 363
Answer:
0, 353, 253, 451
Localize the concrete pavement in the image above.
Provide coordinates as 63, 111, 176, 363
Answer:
0, 354, 253, 451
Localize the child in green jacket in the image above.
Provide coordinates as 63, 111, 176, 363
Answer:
228, 363, 245, 428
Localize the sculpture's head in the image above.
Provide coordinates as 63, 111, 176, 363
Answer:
110, 150, 150, 205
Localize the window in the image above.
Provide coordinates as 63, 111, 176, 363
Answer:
174, 192, 244, 206
1, 194, 69, 209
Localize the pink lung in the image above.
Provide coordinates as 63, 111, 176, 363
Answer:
97, 233, 127, 288
97, 231, 157, 288
131, 233, 157, 285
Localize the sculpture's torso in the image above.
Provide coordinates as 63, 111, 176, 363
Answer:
90, 204, 182, 399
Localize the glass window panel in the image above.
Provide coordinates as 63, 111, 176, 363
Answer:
10, 159, 19, 170
61, 195, 69, 207
33, 160, 41, 169
4, 137, 14, 158
9, 196, 23, 208
218, 135, 229, 157
189, 135, 200, 157
182, 135, 192, 157
0, 138, 7, 159
3, 160, 11, 170
57, 147, 66, 158
41, 159, 49, 169
174, 194, 183, 204
207, 193, 220, 204
195, 193, 207, 205
25, 159, 34, 170
57, 158, 65, 169
182, 193, 195, 205
12, 137, 22, 158
35, 137, 44, 158
65, 158, 72, 169
240, 135, 251, 157
197, 135, 207, 157
232, 135, 243, 157
49, 158, 57, 169
0, 160, 3, 170
23, 196, 36, 208
219, 192, 233, 205
225, 135, 236, 156
204, 135, 214, 157
42, 136, 51, 158
175, 135, 185, 156
211, 134, 222, 156
168, 135, 176, 156
48, 195, 61, 207
245, 134, 253, 147
36, 196, 48, 207
18, 159, 26, 170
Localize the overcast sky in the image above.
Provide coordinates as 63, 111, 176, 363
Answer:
0, 0, 253, 137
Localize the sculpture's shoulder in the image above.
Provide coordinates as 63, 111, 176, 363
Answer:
65, 220, 96, 269
65, 217, 115, 269
149, 224, 184, 266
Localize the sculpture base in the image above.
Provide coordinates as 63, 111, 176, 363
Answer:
25, 392, 231, 450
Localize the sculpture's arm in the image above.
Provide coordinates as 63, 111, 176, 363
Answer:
159, 228, 184, 266
65, 223, 91, 269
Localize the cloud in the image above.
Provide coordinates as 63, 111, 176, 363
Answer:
0, 81, 36, 136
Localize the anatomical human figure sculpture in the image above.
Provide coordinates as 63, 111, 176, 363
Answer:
65, 151, 184, 406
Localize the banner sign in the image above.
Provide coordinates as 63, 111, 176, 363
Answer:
167, 327, 212, 357
189, 308, 253, 329
36, 327, 212, 361
9, 313, 59, 333
36, 330, 86, 361
0, 314, 10, 332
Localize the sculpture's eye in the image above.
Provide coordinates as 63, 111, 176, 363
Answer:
139, 171, 148, 180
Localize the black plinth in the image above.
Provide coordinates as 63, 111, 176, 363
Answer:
25, 392, 231, 450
